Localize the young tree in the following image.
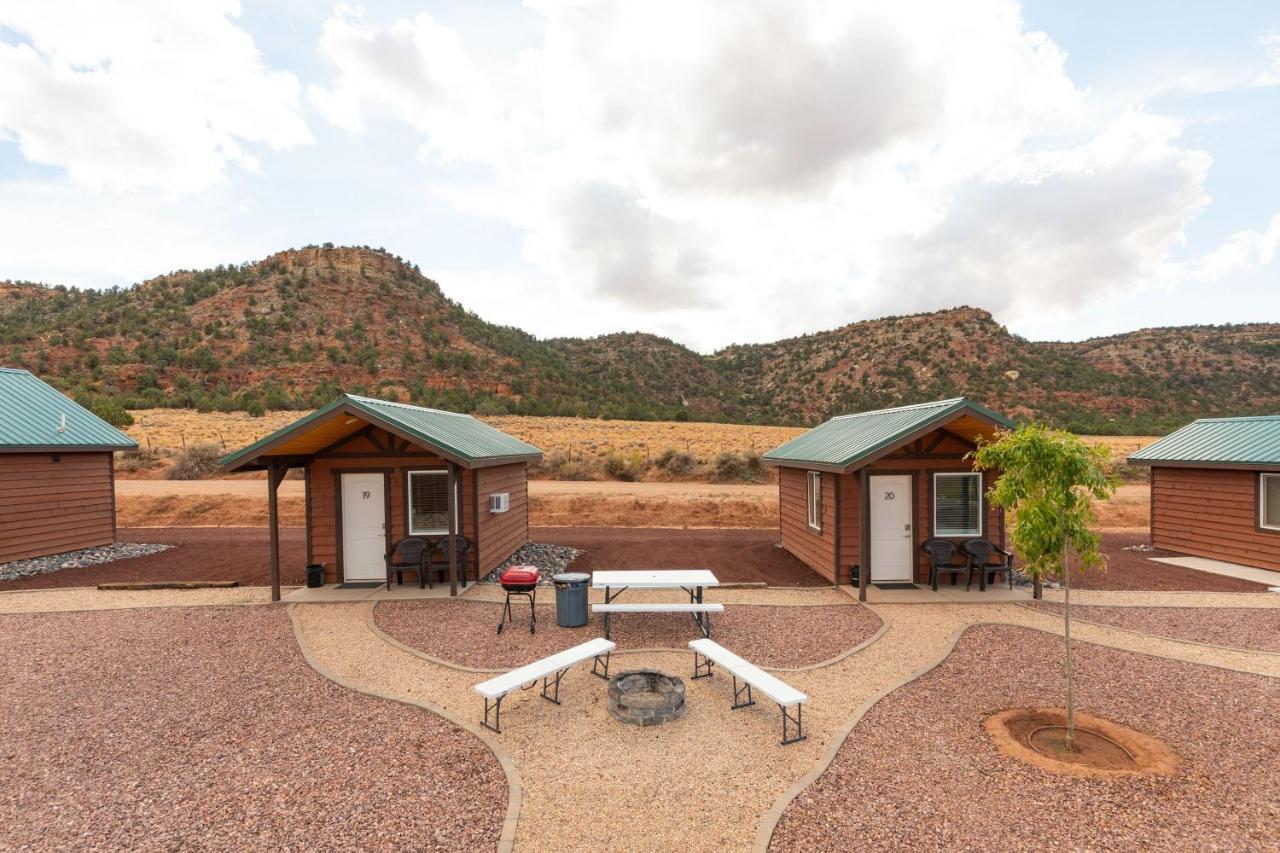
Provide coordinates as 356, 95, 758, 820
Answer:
972, 424, 1116, 749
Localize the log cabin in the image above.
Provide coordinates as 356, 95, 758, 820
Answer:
221, 394, 542, 600
1128, 416, 1280, 573
763, 398, 1015, 599
0, 368, 137, 564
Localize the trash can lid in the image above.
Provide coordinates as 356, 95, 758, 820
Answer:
552, 572, 590, 582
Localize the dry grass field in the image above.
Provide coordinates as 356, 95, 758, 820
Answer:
124, 409, 1157, 471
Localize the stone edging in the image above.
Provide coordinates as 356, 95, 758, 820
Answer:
1012, 601, 1280, 658
368, 600, 889, 675
752, 618, 968, 852
288, 605, 522, 853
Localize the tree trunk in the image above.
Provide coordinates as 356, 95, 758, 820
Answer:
1063, 540, 1076, 750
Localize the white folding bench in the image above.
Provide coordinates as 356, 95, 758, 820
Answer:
592, 602, 725, 640
474, 637, 616, 733
689, 638, 807, 745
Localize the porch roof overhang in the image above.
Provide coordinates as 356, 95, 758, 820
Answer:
763, 397, 1015, 474
220, 394, 542, 473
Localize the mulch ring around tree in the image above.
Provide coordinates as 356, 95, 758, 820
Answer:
770, 624, 1280, 852
0, 606, 506, 852
374, 599, 882, 670
1029, 601, 1280, 652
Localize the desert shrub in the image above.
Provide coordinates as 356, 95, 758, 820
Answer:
711, 452, 748, 482
89, 398, 134, 428
602, 451, 646, 482
533, 451, 595, 481
167, 443, 224, 480
115, 447, 162, 473
654, 448, 696, 476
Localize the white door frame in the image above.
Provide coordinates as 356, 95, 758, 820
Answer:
340, 471, 388, 582
869, 474, 914, 583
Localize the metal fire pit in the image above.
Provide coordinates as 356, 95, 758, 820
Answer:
607, 669, 686, 726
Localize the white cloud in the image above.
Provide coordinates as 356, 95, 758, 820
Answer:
308, 5, 505, 163
0, 0, 311, 193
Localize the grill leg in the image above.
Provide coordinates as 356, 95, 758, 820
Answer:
529, 588, 537, 635
780, 703, 806, 746
731, 676, 755, 710
482, 695, 504, 734
692, 652, 714, 680
591, 652, 611, 680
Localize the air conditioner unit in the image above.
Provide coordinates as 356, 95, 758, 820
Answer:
489, 493, 510, 513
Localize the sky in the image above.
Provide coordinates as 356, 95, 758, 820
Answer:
0, 1, 1277, 353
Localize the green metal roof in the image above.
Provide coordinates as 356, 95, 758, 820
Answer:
763, 397, 1014, 471
0, 367, 137, 452
1128, 416, 1280, 467
221, 393, 542, 470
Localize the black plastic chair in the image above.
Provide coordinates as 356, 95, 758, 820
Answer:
385, 537, 429, 590
427, 535, 473, 588
962, 539, 1015, 591
921, 539, 968, 592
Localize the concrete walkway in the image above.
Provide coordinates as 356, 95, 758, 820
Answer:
1150, 555, 1280, 589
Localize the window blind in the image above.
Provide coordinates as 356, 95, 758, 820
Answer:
409, 471, 448, 534
935, 473, 980, 536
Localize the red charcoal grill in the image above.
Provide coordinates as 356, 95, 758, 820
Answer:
497, 566, 540, 635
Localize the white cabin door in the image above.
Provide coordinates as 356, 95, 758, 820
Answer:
869, 475, 913, 583
341, 472, 387, 581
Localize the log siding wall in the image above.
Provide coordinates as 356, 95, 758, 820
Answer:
778, 467, 838, 582
0, 451, 116, 563
475, 462, 529, 576
1150, 466, 1280, 573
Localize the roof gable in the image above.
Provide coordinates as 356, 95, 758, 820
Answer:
1128, 416, 1280, 468
763, 397, 1014, 471
0, 368, 137, 452
221, 394, 542, 470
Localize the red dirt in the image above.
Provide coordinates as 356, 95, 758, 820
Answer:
375, 599, 880, 669
1060, 531, 1267, 592
531, 526, 829, 587
0, 606, 505, 851
1030, 603, 1280, 652
0, 527, 307, 590
771, 625, 1280, 851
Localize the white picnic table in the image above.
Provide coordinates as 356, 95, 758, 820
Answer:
591, 569, 721, 638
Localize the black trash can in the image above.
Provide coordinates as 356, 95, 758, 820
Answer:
552, 572, 590, 628
306, 563, 326, 589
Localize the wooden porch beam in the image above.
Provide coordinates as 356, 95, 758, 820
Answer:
267, 461, 288, 603
858, 468, 870, 602
447, 461, 459, 597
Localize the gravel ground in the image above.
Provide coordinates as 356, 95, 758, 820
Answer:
532, 526, 829, 586
480, 541, 584, 584
0, 542, 173, 581
1059, 532, 1267, 592
771, 624, 1280, 852
0, 606, 506, 851
374, 599, 882, 669
1030, 602, 1280, 652
0, 527, 307, 590
0, 586, 275, 613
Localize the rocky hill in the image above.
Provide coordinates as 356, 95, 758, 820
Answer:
1, 245, 1276, 433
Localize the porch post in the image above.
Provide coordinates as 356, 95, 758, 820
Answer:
447, 461, 459, 597
267, 460, 285, 603
858, 467, 870, 603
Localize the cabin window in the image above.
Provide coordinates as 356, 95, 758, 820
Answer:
1262, 474, 1280, 531
806, 471, 822, 532
407, 470, 451, 535
934, 472, 982, 537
